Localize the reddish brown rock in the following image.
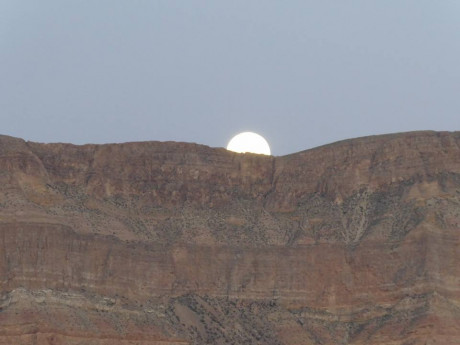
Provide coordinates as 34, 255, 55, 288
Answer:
0, 131, 459, 344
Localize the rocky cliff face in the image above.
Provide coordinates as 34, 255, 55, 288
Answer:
0, 131, 459, 344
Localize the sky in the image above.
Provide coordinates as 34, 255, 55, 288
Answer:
1, 1, 460, 156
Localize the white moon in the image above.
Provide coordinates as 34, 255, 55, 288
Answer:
226, 132, 271, 155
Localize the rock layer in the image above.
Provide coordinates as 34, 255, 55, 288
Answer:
0, 131, 459, 344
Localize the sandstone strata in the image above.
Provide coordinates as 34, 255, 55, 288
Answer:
0, 131, 459, 344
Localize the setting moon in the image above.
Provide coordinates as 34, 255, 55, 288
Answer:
226, 132, 271, 155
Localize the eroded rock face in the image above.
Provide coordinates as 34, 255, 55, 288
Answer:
0, 131, 459, 344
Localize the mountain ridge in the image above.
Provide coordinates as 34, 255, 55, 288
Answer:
0, 131, 459, 344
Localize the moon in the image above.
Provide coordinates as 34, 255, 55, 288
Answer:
226, 132, 271, 155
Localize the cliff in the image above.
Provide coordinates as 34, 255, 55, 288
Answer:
0, 131, 459, 344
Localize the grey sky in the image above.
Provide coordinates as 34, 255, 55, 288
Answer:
1, 1, 459, 155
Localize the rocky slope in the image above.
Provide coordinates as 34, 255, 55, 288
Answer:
0, 131, 459, 344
